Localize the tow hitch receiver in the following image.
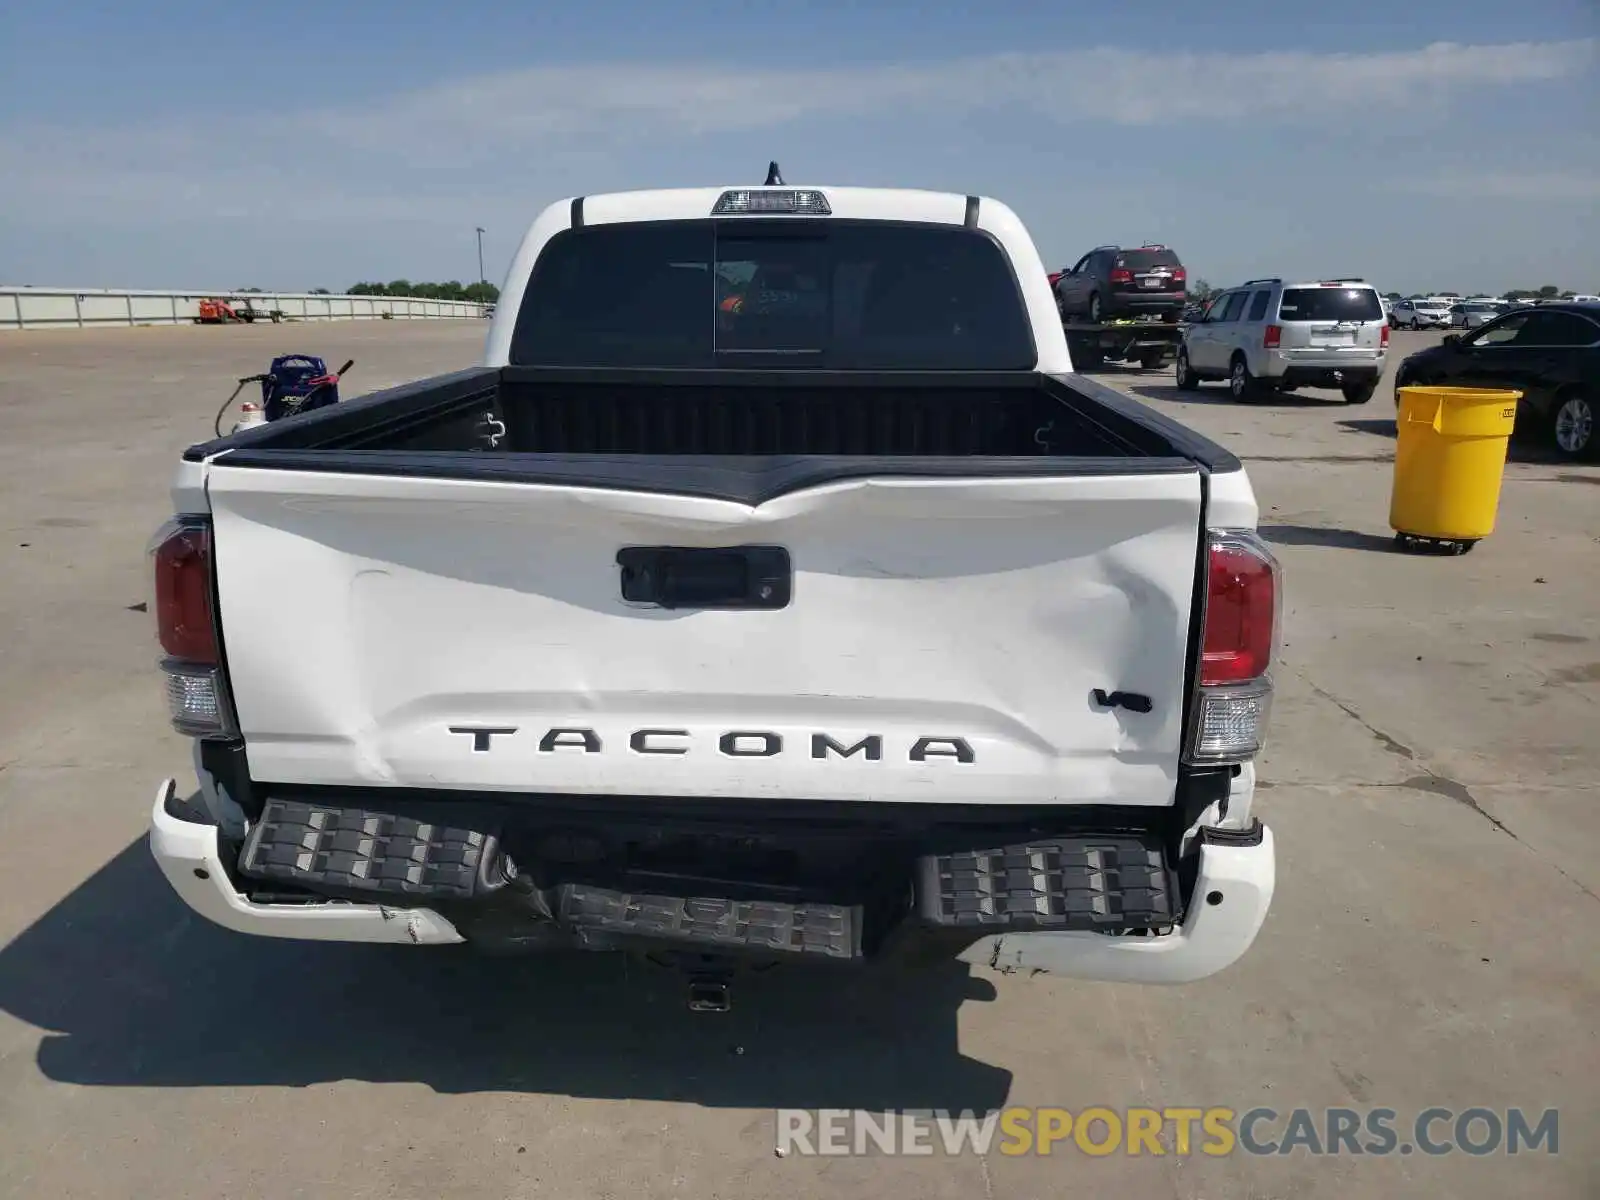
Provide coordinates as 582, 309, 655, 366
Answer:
656, 951, 737, 1013
686, 975, 733, 1013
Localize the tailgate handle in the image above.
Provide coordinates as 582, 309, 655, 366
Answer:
617, 546, 791, 610
1092, 689, 1153, 714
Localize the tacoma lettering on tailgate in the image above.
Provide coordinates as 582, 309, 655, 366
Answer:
447, 726, 976, 763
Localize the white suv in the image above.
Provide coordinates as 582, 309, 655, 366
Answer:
1176, 278, 1389, 404
1390, 298, 1453, 329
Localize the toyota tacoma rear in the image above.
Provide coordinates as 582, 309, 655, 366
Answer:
146, 173, 1279, 994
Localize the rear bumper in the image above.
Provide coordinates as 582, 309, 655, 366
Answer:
1279, 367, 1383, 389
1270, 360, 1386, 388
1109, 291, 1185, 314
148, 779, 464, 945
957, 824, 1274, 984
147, 776, 1273, 984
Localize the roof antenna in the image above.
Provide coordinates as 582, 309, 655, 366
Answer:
764, 161, 784, 186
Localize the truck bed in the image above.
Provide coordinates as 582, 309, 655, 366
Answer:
187, 366, 1237, 484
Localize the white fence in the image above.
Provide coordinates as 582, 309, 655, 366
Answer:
0, 287, 489, 331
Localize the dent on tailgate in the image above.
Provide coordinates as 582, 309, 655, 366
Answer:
204, 462, 1203, 807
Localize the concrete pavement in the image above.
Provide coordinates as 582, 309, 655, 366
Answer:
0, 323, 1594, 1198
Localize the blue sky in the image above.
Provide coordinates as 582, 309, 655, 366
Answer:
2, 1, 1596, 295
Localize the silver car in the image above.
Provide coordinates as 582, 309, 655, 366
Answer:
1176, 277, 1389, 404
1449, 302, 1500, 329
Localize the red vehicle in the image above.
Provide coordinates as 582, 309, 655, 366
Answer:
197, 298, 243, 324
196, 297, 279, 324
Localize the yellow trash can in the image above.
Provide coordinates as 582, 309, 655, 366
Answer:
1389, 386, 1520, 553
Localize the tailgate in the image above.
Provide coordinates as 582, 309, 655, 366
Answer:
205, 463, 1204, 807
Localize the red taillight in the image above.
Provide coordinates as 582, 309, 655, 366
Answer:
1263, 324, 1281, 349
1171, 268, 1186, 283
153, 518, 218, 664
1380, 324, 1390, 347
1200, 536, 1278, 685
1110, 268, 1133, 284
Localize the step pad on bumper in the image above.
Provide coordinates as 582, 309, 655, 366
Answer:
238, 799, 494, 899
560, 885, 858, 959
236, 798, 858, 958
917, 835, 1175, 932
236, 800, 1173, 949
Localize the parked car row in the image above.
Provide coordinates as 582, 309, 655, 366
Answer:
1042, 246, 1597, 459
1389, 298, 1521, 330
1388, 296, 1600, 329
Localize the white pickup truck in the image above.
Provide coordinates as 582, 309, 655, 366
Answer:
147, 172, 1279, 1002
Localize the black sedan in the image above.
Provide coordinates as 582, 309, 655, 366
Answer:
1393, 302, 1599, 460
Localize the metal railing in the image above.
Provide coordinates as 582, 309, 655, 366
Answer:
0, 287, 489, 331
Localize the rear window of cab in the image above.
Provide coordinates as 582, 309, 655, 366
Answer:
510, 219, 1037, 369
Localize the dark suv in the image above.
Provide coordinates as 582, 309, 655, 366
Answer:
1053, 244, 1187, 324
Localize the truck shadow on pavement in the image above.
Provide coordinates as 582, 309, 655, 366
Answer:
0, 838, 1014, 1112
1258, 524, 1400, 553
1129, 384, 1343, 408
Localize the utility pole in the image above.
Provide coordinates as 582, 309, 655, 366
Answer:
475, 227, 486, 288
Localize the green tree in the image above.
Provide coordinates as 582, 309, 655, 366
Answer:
345, 279, 497, 303
1537, 285, 1559, 297
1189, 278, 1213, 301
309, 287, 331, 295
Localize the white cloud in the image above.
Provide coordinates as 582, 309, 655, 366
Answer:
5, 37, 1593, 190
300, 38, 1597, 157
1, 36, 1594, 286
1389, 171, 1600, 201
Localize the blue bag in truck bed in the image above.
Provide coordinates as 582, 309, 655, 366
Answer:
262, 355, 341, 421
